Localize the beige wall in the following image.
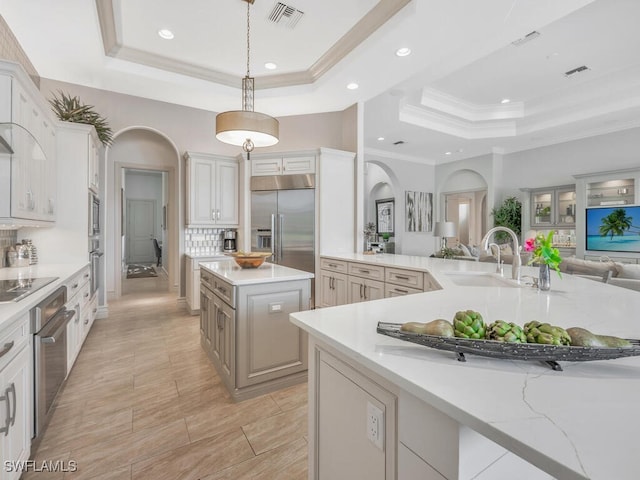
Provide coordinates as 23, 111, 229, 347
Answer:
0, 15, 39, 87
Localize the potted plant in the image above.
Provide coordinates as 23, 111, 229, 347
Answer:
49, 90, 114, 146
491, 196, 522, 243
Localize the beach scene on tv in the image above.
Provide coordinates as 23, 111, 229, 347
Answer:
586, 206, 640, 252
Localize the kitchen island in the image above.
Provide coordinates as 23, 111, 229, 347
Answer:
291, 255, 640, 480
199, 259, 313, 401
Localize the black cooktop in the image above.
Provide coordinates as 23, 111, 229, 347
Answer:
0, 277, 58, 303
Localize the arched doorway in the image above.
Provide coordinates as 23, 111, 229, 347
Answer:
440, 169, 488, 247
105, 127, 181, 299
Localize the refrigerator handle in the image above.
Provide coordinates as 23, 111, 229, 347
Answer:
271, 213, 276, 261
278, 214, 284, 262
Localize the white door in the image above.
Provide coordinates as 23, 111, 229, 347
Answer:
127, 199, 156, 264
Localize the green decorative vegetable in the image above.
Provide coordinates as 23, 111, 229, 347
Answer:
566, 327, 632, 348
523, 321, 571, 346
453, 310, 486, 339
486, 320, 527, 343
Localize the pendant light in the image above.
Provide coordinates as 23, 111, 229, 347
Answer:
215, 0, 279, 157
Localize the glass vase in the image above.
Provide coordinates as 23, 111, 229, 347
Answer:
539, 263, 551, 291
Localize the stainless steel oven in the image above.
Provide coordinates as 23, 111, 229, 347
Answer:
31, 287, 75, 440
89, 192, 100, 236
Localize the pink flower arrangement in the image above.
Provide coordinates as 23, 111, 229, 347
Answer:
524, 231, 562, 274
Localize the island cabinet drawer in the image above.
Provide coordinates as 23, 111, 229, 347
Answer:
320, 258, 348, 274
385, 267, 424, 290
213, 277, 235, 308
384, 284, 423, 298
0, 313, 29, 371
423, 272, 442, 292
348, 262, 385, 281
66, 266, 90, 297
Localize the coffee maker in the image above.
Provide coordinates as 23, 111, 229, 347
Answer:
223, 230, 237, 252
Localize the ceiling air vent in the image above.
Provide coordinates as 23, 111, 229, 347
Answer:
393, 140, 405, 146
268, 2, 304, 28
564, 65, 590, 78
511, 31, 540, 46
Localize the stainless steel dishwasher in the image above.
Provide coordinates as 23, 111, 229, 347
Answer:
31, 286, 76, 441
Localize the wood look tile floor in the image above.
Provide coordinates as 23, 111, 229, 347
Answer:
25, 270, 308, 479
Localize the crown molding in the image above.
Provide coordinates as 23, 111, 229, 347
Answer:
365, 146, 437, 165
420, 87, 524, 121
95, 0, 411, 90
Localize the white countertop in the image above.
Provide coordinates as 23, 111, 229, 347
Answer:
0, 263, 89, 329
292, 253, 640, 480
185, 253, 228, 260
200, 259, 313, 286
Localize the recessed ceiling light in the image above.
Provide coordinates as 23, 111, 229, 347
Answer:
264, 62, 277, 70
395, 47, 411, 57
347, 82, 359, 90
377, 137, 385, 141
445, 151, 452, 155
158, 29, 174, 40
501, 98, 510, 104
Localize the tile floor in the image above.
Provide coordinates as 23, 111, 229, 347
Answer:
25, 270, 308, 479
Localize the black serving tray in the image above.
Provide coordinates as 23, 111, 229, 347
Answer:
376, 322, 640, 371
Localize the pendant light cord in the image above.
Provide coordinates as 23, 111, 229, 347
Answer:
246, 0, 251, 77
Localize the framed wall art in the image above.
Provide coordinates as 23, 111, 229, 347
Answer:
405, 191, 433, 232
376, 198, 394, 235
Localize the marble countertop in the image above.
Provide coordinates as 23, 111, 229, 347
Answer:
0, 263, 89, 329
292, 253, 640, 479
200, 259, 313, 286
185, 253, 228, 260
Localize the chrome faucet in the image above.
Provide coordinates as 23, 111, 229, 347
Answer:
480, 227, 521, 282
488, 243, 503, 275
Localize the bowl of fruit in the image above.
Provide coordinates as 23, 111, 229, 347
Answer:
227, 251, 272, 268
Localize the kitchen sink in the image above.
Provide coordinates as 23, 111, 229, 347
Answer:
443, 271, 521, 288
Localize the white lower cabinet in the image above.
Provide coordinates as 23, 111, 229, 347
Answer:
320, 257, 442, 306
0, 314, 31, 480
313, 347, 396, 480
186, 256, 227, 314
65, 267, 92, 375
347, 277, 385, 303
398, 443, 446, 480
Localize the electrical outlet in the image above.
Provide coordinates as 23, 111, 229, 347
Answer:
367, 402, 384, 450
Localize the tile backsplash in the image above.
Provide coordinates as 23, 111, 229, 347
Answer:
0, 230, 18, 268
185, 228, 226, 256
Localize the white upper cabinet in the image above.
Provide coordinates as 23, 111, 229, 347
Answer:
0, 62, 57, 225
251, 155, 315, 176
185, 152, 239, 228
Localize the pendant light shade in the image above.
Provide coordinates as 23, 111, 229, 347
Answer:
215, 110, 279, 148
215, 0, 279, 153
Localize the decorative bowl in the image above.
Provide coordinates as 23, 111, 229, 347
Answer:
227, 252, 272, 268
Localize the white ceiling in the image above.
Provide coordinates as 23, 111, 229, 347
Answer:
2, 0, 639, 164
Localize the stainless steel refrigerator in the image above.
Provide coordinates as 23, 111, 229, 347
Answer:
251, 174, 315, 306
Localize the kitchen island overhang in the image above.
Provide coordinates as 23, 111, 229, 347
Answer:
200, 259, 314, 402
291, 255, 640, 480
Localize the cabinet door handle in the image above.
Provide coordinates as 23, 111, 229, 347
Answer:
212, 209, 216, 220
217, 210, 221, 220
359, 283, 363, 299
84, 318, 89, 325
8, 383, 16, 427
0, 388, 9, 436
394, 288, 409, 294
363, 285, 368, 299
328, 263, 337, 268
0, 341, 14, 359
395, 275, 410, 281
359, 269, 370, 274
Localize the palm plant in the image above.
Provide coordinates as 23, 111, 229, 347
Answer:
599, 208, 638, 239
49, 91, 113, 146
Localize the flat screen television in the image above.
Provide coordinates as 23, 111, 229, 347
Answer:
585, 205, 640, 253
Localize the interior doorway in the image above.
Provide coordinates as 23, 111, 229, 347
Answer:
121, 167, 169, 294
126, 198, 157, 264
444, 189, 488, 247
